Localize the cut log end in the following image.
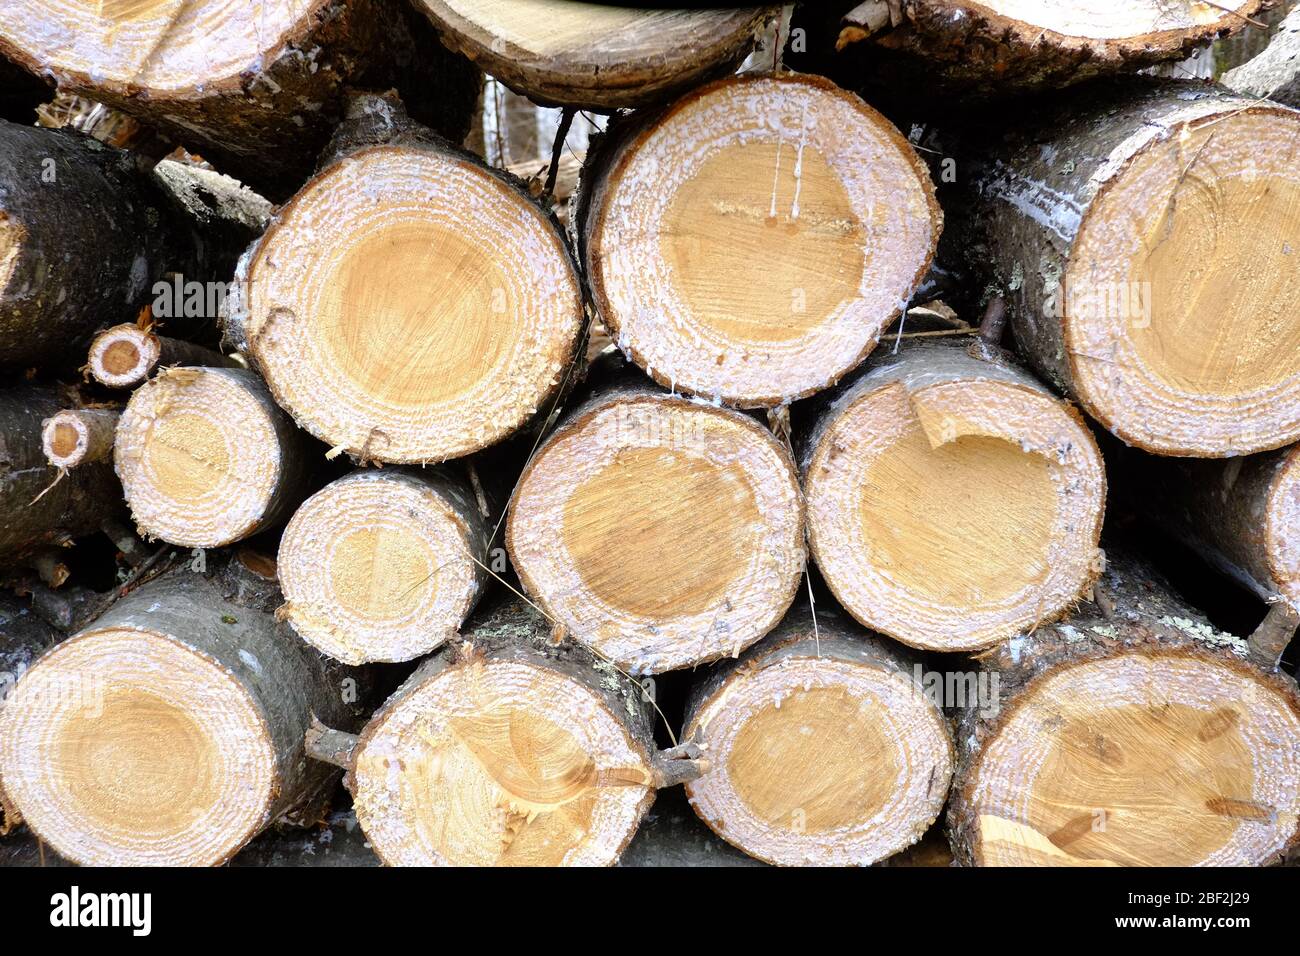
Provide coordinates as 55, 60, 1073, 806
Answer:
685, 618, 952, 866
508, 390, 804, 674
114, 367, 294, 547
805, 351, 1105, 651
0, 627, 276, 867
238, 143, 583, 463
352, 658, 654, 866
41, 408, 118, 470
87, 324, 162, 388
278, 470, 487, 665
584, 73, 940, 407
1065, 102, 1300, 456
960, 650, 1300, 867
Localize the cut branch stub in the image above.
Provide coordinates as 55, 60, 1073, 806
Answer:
341, 601, 661, 866
948, 553, 1300, 867
114, 367, 311, 548
0, 571, 363, 866
277, 468, 490, 665
0, 0, 481, 198
684, 604, 953, 866
579, 72, 941, 407
232, 109, 585, 463
957, 82, 1300, 457
87, 324, 235, 389
507, 378, 805, 675
412, 0, 776, 109
801, 340, 1105, 652
41, 408, 119, 470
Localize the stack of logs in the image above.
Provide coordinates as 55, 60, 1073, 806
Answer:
1, 0, 1300, 868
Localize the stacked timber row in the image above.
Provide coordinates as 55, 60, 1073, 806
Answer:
0, 0, 481, 198
946, 81, 1300, 457
305, 600, 704, 866
948, 554, 1300, 867
0, 563, 370, 865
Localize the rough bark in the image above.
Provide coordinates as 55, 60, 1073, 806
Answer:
0, 121, 269, 371
412, 1, 776, 109
942, 79, 1300, 457
0, 0, 482, 200
0, 568, 370, 865
947, 550, 1300, 867
0, 386, 123, 568
1224, 6, 1300, 105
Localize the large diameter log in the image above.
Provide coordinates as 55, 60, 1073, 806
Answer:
813, 1, 1263, 100
0, 0, 481, 199
87, 323, 237, 389
0, 121, 269, 370
800, 339, 1105, 651
277, 467, 489, 665
1128, 442, 1300, 614
683, 604, 953, 866
311, 600, 702, 866
952, 81, 1300, 457
947, 553, 1300, 867
0, 570, 364, 865
227, 94, 585, 463
1223, 7, 1300, 106
578, 73, 941, 407
507, 373, 805, 674
114, 367, 312, 548
0, 387, 123, 566
413, 1, 776, 109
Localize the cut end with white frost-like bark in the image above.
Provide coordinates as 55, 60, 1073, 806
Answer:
0, 0, 315, 92
804, 357, 1105, 651
114, 367, 294, 548
352, 658, 655, 866
686, 644, 952, 866
1065, 101, 1300, 457
41, 408, 118, 469
87, 324, 161, 388
584, 73, 940, 407
278, 470, 486, 665
507, 391, 804, 674
962, 650, 1300, 866
238, 143, 584, 463
0, 628, 277, 866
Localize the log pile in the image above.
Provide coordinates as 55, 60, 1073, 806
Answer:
1, 2, 1298, 870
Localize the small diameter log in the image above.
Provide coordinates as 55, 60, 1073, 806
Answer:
227, 94, 585, 463
801, 339, 1105, 651
953, 81, 1300, 457
820, 0, 1263, 99
683, 604, 953, 866
0, 121, 269, 370
0, 570, 364, 866
507, 374, 805, 674
579, 73, 940, 408
948, 553, 1300, 867
313, 600, 700, 866
41, 408, 118, 470
1224, 7, 1300, 107
0, 0, 481, 199
0, 387, 123, 566
413, 1, 776, 109
87, 324, 236, 389
1129, 442, 1300, 613
278, 467, 490, 665
114, 367, 312, 548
